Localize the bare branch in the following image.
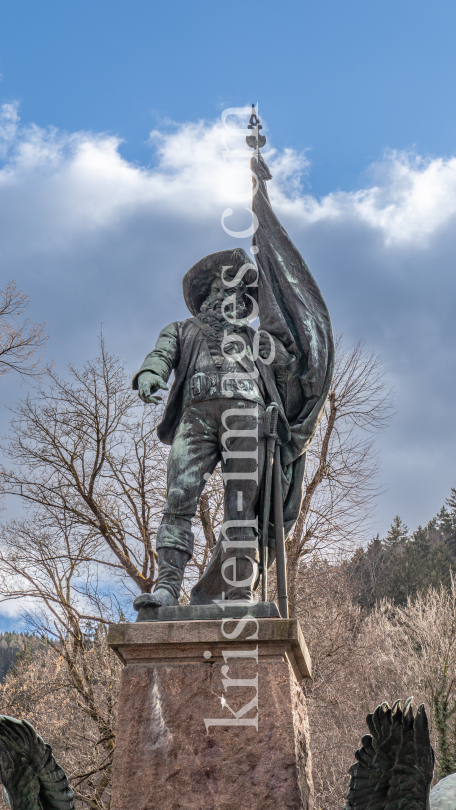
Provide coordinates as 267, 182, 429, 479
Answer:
286, 338, 394, 615
0, 280, 48, 378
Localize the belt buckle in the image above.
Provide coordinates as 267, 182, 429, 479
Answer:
191, 373, 202, 397
191, 373, 210, 399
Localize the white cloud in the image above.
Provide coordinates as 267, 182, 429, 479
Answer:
299, 150, 456, 245
0, 104, 456, 537
2, 105, 456, 249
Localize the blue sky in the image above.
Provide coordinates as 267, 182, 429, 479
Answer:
1, 0, 456, 627
2, 0, 456, 195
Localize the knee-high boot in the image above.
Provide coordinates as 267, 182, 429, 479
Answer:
149, 548, 191, 607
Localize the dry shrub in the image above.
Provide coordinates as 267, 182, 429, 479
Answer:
295, 561, 428, 810
369, 583, 456, 780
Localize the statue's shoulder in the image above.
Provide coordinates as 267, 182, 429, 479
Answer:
179, 317, 205, 335
158, 320, 188, 337
158, 319, 202, 344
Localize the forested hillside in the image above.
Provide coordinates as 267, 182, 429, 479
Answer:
0, 633, 44, 681
348, 486, 456, 607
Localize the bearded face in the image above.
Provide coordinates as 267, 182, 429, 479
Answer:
198, 276, 252, 333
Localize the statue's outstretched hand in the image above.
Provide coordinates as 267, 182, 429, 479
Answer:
138, 371, 168, 404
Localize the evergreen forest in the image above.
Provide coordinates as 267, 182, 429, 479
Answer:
349, 486, 456, 608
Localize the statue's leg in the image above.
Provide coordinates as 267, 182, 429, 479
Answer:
151, 403, 221, 605
218, 399, 266, 601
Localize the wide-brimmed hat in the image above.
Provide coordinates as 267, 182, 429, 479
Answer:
182, 247, 257, 316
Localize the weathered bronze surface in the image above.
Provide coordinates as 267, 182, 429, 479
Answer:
0, 715, 74, 810
133, 597, 280, 623
133, 115, 334, 612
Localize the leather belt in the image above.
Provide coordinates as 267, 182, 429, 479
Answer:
184, 371, 264, 407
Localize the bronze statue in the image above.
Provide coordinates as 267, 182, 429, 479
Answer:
133, 111, 334, 611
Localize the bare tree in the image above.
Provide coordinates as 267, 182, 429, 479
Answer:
0, 338, 169, 598
0, 627, 121, 810
0, 280, 47, 379
0, 489, 130, 807
286, 340, 394, 615
0, 340, 172, 806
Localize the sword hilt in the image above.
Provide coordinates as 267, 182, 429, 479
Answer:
264, 402, 279, 439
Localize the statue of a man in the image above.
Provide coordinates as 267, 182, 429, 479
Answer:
133, 148, 334, 609
132, 247, 299, 606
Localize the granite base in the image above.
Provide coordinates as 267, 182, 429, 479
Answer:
108, 618, 313, 810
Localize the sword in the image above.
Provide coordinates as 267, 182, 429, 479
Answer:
261, 403, 278, 602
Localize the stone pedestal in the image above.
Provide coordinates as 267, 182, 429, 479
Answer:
108, 618, 313, 810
